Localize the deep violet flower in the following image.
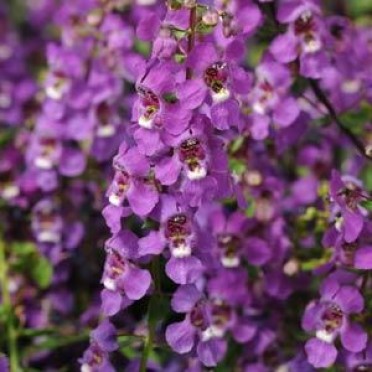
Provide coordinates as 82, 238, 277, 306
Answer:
138, 195, 204, 284
329, 170, 367, 243
106, 143, 159, 216
270, 0, 329, 78
80, 320, 118, 372
249, 56, 300, 140
101, 230, 151, 316
165, 285, 227, 367
303, 278, 367, 368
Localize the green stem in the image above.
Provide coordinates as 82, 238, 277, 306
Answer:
0, 239, 21, 371
139, 307, 155, 372
8, 0, 26, 26
139, 258, 160, 372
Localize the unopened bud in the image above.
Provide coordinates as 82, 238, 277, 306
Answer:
365, 144, 372, 159
167, 0, 183, 10
184, 0, 196, 8
244, 170, 263, 187
86, 8, 104, 27
283, 259, 300, 276
202, 9, 219, 26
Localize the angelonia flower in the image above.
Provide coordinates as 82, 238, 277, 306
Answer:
0, 1, 143, 368
0, 0, 372, 371
80, 320, 118, 372
303, 276, 367, 368
81, 0, 372, 370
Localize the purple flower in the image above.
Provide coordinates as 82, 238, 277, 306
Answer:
346, 341, 372, 371
303, 278, 367, 368
0, 146, 22, 201
249, 57, 300, 140
354, 245, 372, 270
133, 62, 174, 130
28, 135, 62, 171
187, 41, 251, 107
32, 199, 63, 244
138, 196, 203, 284
155, 115, 233, 207
133, 61, 205, 135
165, 285, 227, 367
101, 230, 152, 315
207, 208, 247, 268
329, 170, 367, 243
270, 0, 329, 78
80, 320, 118, 372
106, 143, 159, 216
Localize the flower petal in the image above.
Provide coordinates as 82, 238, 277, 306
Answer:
171, 284, 202, 313
165, 256, 204, 285
122, 266, 151, 300
165, 319, 195, 354
355, 246, 372, 270
305, 338, 338, 368
138, 231, 166, 256
341, 322, 367, 353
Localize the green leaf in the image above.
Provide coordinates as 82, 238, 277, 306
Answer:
141, 218, 160, 231
120, 345, 138, 359
148, 349, 161, 363
167, 0, 183, 10
300, 249, 333, 271
162, 92, 179, 104
361, 199, 372, 212
11, 242, 37, 256
174, 53, 186, 64
195, 22, 215, 35
229, 158, 246, 175
172, 29, 189, 40
28, 332, 89, 351
245, 201, 256, 218
134, 40, 151, 57
0, 305, 7, 323
18, 328, 56, 338
229, 136, 245, 154
148, 296, 169, 324
0, 128, 17, 147
297, 166, 310, 177
30, 256, 53, 289
339, 103, 372, 135
247, 43, 266, 67
362, 165, 372, 191
349, 0, 372, 16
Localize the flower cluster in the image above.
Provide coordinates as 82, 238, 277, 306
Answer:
79, 0, 371, 370
0, 0, 372, 371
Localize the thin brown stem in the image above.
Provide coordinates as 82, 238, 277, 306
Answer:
308, 79, 372, 161
186, 6, 197, 80
300, 93, 328, 116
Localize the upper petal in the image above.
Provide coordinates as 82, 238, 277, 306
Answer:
122, 266, 151, 300
171, 284, 202, 313
165, 256, 204, 285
